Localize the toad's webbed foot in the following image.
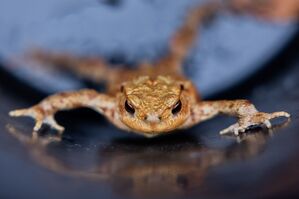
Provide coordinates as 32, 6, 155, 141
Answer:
219, 111, 290, 135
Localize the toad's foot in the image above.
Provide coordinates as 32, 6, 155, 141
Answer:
9, 89, 119, 137
9, 107, 65, 134
220, 111, 290, 135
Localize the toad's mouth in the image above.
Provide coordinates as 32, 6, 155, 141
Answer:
122, 118, 188, 137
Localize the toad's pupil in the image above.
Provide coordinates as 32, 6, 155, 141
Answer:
125, 100, 135, 114
172, 100, 182, 115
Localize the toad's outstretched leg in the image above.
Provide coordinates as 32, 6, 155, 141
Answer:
9, 89, 127, 135
28, 2, 221, 79
154, 2, 221, 74
182, 100, 290, 135
27, 50, 123, 84
227, 0, 299, 21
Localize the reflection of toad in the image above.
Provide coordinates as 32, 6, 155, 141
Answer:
9, 1, 290, 138
7, 124, 286, 198
228, 0, 299, 21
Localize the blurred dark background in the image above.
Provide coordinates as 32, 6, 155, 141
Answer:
0, 1, 299, 199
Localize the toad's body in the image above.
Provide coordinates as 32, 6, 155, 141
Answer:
9, 2, 290, 137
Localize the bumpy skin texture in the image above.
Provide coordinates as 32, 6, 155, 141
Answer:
9, 1, 290, 138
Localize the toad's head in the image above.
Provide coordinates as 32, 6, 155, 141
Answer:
117, 76, 197, 137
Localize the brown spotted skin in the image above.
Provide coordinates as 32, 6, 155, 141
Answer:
9, 1, 290, 137
228, 0, 299, 21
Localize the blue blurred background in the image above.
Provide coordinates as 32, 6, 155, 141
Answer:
0, 1, 299, 199
0, 0, 297, 97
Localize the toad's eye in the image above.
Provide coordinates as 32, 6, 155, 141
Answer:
125, 100, 135, 114
172, 100, 182, 115
120, 85, 124, 92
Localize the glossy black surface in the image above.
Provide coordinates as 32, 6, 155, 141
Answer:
1, 1, 299, 198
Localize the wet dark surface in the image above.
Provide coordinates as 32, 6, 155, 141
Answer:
1, 1, 299, 199
0, 32, 299, 199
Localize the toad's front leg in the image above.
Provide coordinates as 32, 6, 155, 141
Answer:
183, 100, 290, 135
9, 89, 120, 136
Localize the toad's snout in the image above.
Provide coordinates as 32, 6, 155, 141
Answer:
144, 113, 162, 123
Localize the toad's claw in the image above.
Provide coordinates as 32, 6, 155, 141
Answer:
219, 123, 240, 135
9, 107, 65, 134
268, 111, 290, 119
44, 116, 65, 133
219, 111, 290, 136
9, 108, 33, 117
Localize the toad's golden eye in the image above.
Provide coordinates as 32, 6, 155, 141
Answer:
125, 100, 135, 114
172, 100, 182, 115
